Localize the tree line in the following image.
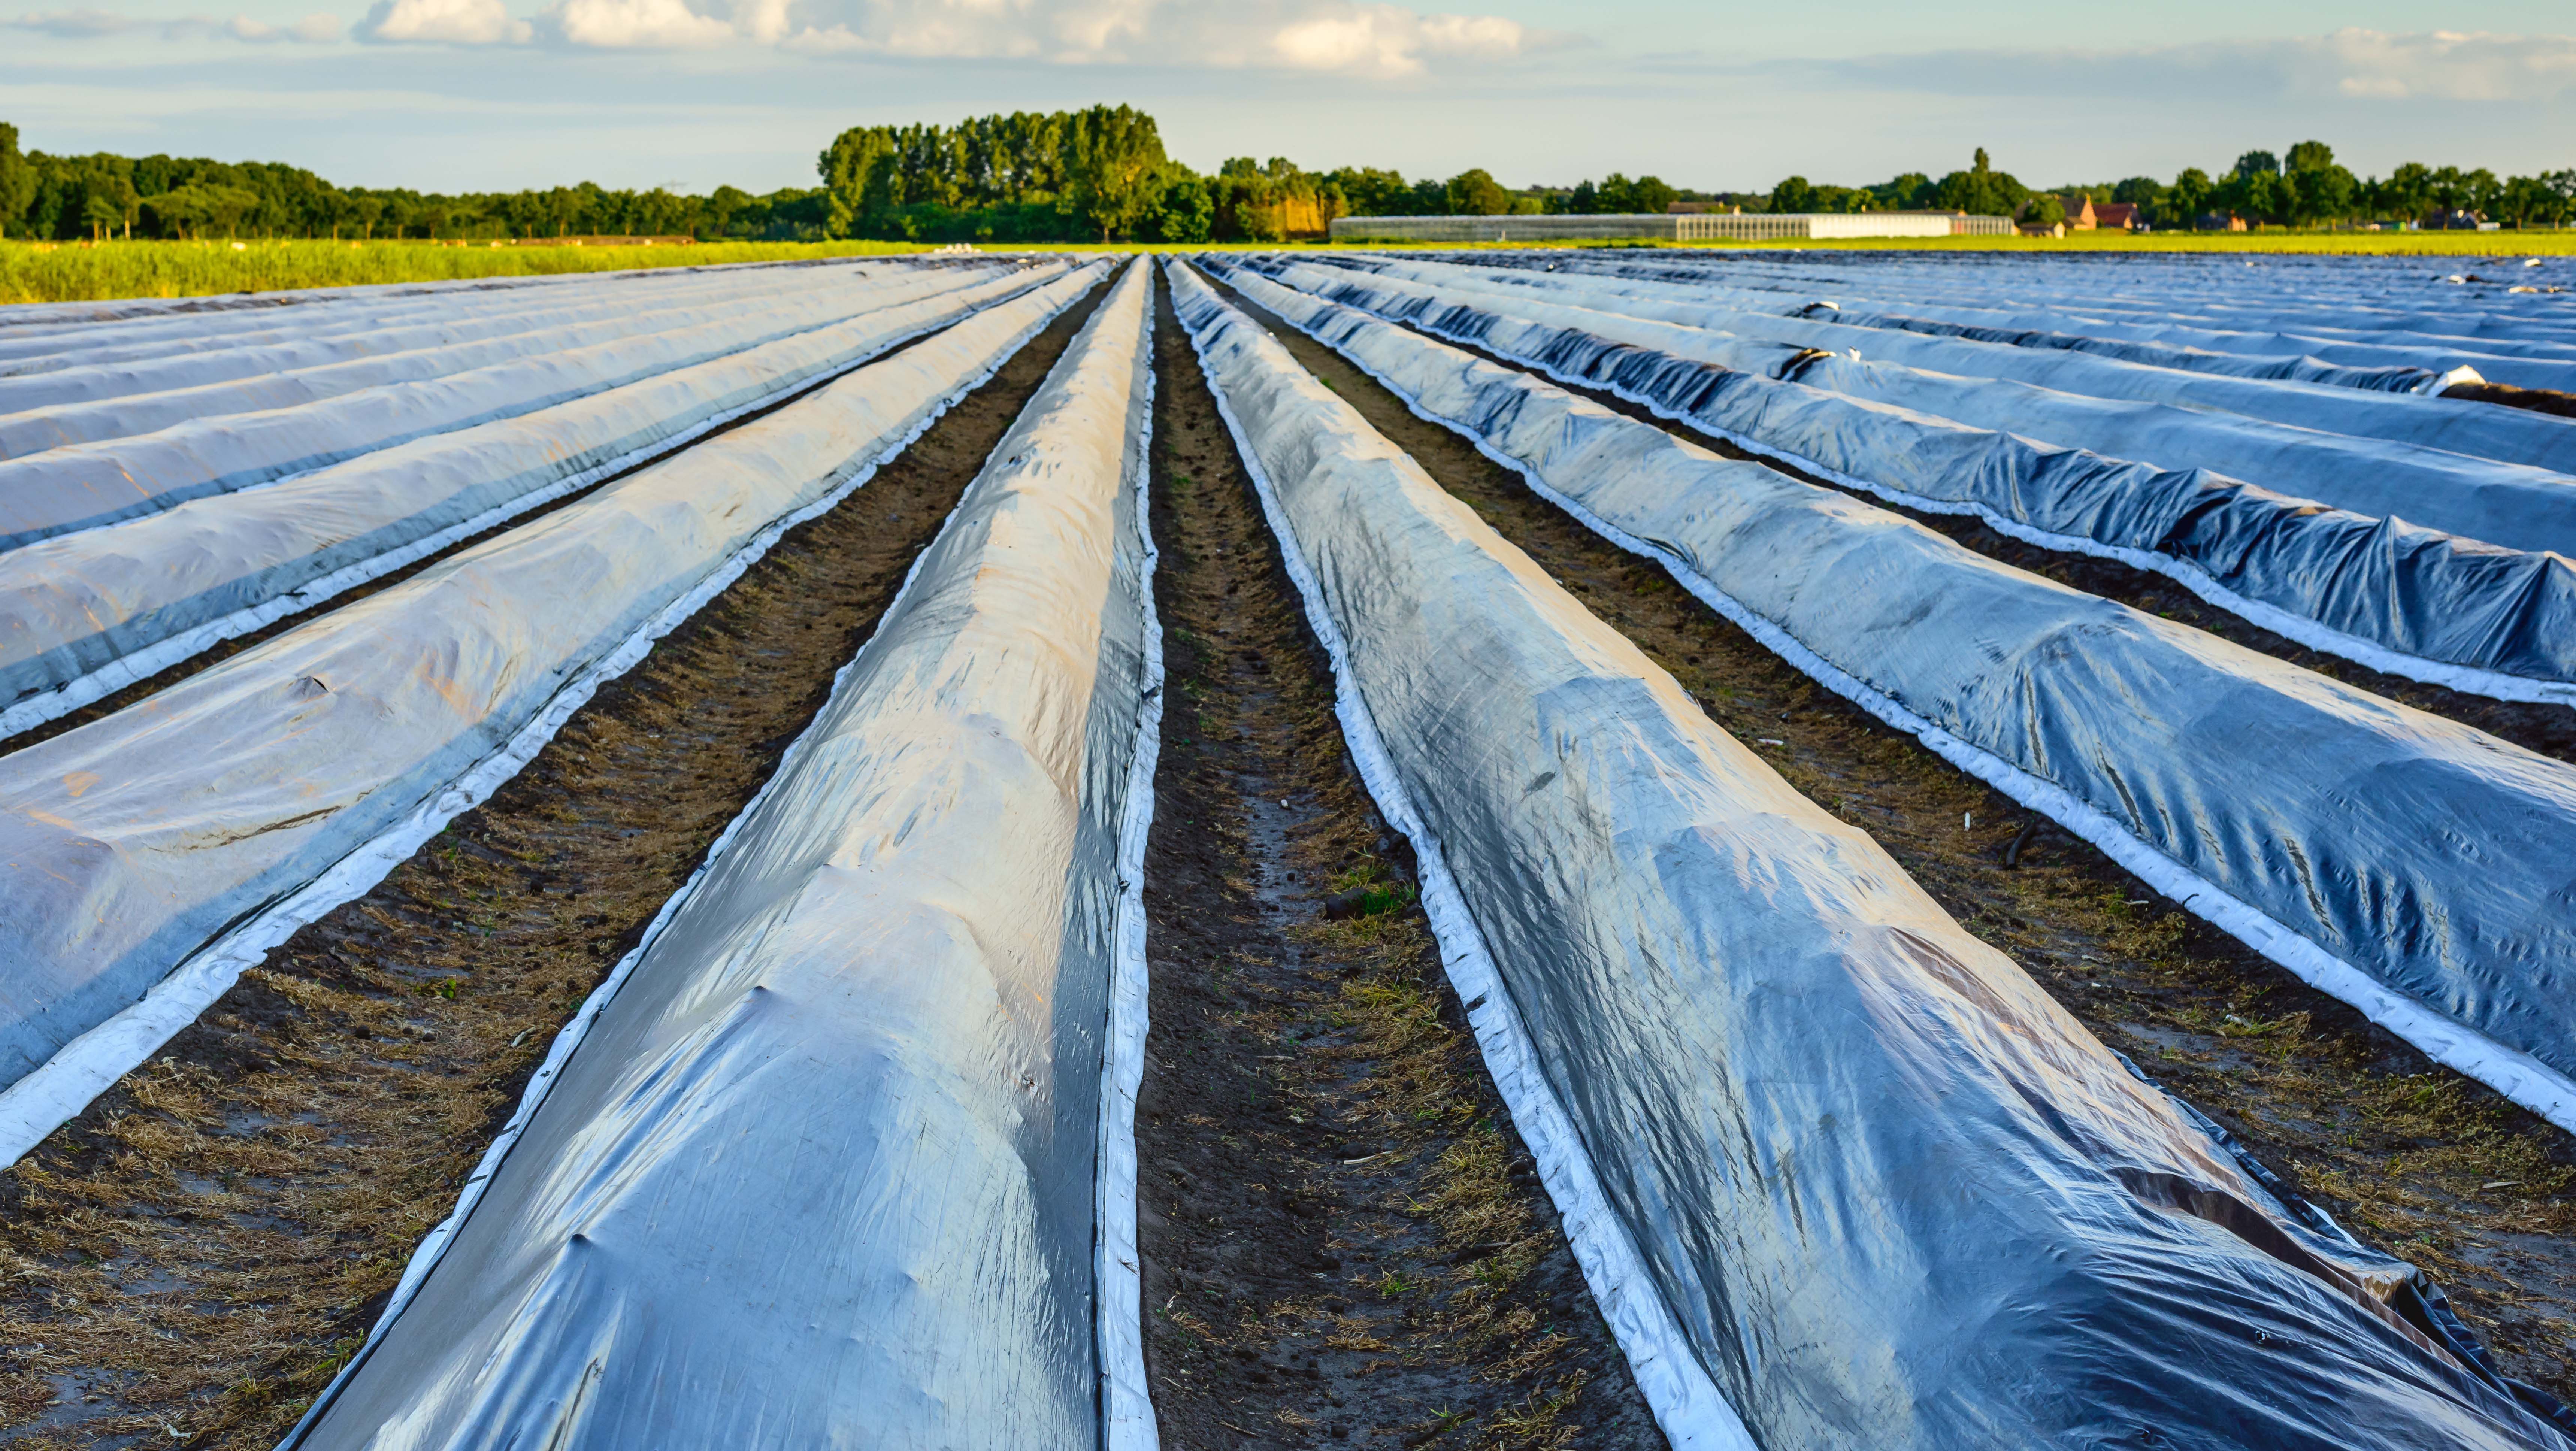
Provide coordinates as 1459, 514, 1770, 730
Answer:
4, 112, 2568, 246
1758, 142, 2576, 229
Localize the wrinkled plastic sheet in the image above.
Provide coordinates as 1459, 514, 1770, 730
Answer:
1470, 251, 2576, 389
1229, 257, 2576, 700
1213, 257, 2576, 1139
1513, 251, 2576, 351
0, 252, 896, 345
0, 263, 1073, 740
0, 263, 1111, 1144
282, 258, 1160, 1451
0, 260, 923, 434
0, 263, 1020, 551
1301, 254, 2576, 474
1317, 253, 2452, 393
1171, 260, 2576, 1451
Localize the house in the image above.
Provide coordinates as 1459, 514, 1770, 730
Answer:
2427, 208, 2497, 231
2061, 195, 2099, 230
2019, 221, 2067, 238
2196, 212, 2249, 231
2094, 201, 2141, 231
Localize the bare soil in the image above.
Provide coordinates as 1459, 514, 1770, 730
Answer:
0, 282, 1110, 1450
1212, 276, 2576, 1403
1137, 276, 1665, 1450
2449, 379, 2576, 421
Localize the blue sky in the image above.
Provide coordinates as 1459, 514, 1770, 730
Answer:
6, 0, 2573, 194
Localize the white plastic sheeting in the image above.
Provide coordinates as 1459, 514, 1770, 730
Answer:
1169, 261, 2575, 1451
1227, 257, 2576, 701
1340, 257, 2455, 393
0, 262, 1021, 551
1214, 258, 2576, 1140
0, 263, 1071, 741
0, 263, 1110, 1157
280, 258, 1160, 1451
1466, 251, 2576, 393
1302, 254, 2576, 473
0, 264, 923, 442
1592, 252, 2576, 348
0, 254, 870, 351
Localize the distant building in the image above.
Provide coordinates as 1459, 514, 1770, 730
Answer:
2061, 195, 2099, 230
2019, 221, 2067, 238
2427, 208, 2499, 231
2196, 212, 2249, 232
1328, 210, 2015, 243
2094, 202, 2142, 231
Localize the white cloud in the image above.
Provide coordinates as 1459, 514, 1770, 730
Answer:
730, 0, 785, 42
8, 7, 130, 34
359, 0, 531, 43
781, 0, 1565, 76
539, 0, 733, 47
2299, 29, 2576, 102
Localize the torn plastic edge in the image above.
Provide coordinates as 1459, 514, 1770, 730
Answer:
2428, 364, 2489, 395
0, 268, 1075, 746
1166, 259, 1760, 1451
1211, 265, 2576, 1143
0, 266, 1111, 1181
1231, 262, 2576, 708
1098, 262, 1162, 1451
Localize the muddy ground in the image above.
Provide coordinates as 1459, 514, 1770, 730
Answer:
1137, 276, 1663, 1450
0, 283, 1111, 1450
1211, 276, 2576, 1401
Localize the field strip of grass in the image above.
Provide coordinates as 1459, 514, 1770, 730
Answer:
14, 231, 2576, 308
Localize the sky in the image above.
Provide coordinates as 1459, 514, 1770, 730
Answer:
4, 0, 2573, 195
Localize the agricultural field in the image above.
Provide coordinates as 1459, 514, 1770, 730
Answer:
0, 242, 2570, 1451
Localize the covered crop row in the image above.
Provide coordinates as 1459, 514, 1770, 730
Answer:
1213, 255, 2576, 1141
0, 260, 930, 416
1236, 254, 2576, 703
0, 262, 1109, 1162
1169, 258, 2573, 1451
1323, 255, 2576, 469
280, 257, 1161, 1451
0, 260, 1020, 550
1512, 251, 2576, 372
0, 261, 1071, 740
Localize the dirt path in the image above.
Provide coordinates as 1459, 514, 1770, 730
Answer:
1137, 277, 1665, 1450
0, 283, 1110, 1451
1211, 278, 2576, 1403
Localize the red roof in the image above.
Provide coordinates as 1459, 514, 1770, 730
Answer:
2094, 202, 2141, 229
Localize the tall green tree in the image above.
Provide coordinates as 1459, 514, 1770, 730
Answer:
1444, 168, 1511, 216
2164, 167, 2214, 227
1064, 104, 1167, 241
1931, 148, 2028, 217
0, 123, 35, 240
